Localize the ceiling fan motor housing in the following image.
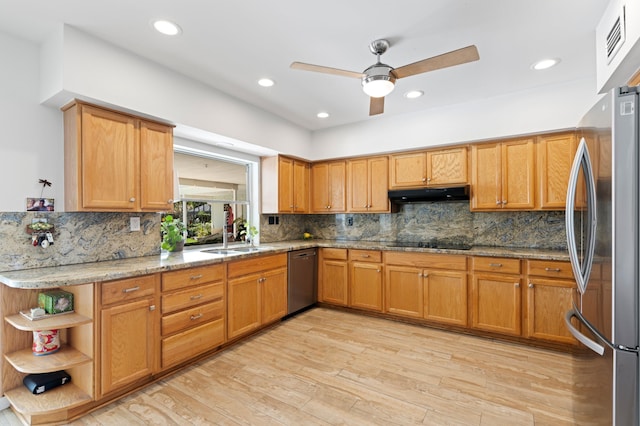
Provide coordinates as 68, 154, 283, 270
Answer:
362, 63, 396, 97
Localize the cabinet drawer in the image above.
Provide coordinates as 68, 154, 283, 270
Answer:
162, 319, 224, 368
526, 260, 574, 279
162, 264, 225, 292
227, 253, 287, 279
384, 252, 467, 270
472, 257, 521, 274
349, 249, 382, 263
162, 299, 224, 336
101, 274, 157, 306
321, 248, 348, 260
162, 282, 224, 314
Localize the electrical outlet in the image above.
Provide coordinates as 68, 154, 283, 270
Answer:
347, 217, 354, 226
130, 217, 141, 232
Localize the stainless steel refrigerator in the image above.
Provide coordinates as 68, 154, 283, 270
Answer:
565, 85, 639, 425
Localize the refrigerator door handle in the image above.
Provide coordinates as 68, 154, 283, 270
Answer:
565, 138, 598, 294
565, 307, 640, 355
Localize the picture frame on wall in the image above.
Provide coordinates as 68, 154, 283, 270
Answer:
27, 198, 54, 212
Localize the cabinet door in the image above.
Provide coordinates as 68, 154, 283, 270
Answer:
261, 267, 287, 324
502, 139, 535, 209
367, 156, 390, 212
81, 105, 138, 210
292, 160, 309, 213
140, 121, 174, 211
537, 133, 577, 209
471, 143, 501, 210
389, 152, 427, 188
347, 158, 370, 212
349, 262, 383, 312
426, 147, 468, 186
327, 161, 346, 212
227, 274, 260, 339
311, 162, 330, 212
526, 278, 577, 344
278, 157, 294, 212
424, 269, 467, 327
100, 297, 155, 396
471, 273, 522, 335
385, 265, 423, 318
319, 260, 348, 306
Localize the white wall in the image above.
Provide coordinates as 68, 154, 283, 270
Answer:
0, 31, 63, 212
42, 26, 312, 160
310, 78, 602, 160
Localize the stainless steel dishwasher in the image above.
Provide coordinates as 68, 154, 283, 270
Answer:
287, 249, 317, 315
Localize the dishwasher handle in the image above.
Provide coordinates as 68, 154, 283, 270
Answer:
292, 251, 317, 259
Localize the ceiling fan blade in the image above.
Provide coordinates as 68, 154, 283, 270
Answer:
392, 45, 479, 79
290, 62, 364, 79
369, 97, 385, 116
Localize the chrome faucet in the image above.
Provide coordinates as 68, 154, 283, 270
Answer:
222, 210, 228, 249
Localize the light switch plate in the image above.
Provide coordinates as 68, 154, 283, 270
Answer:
130, 217, 141, 232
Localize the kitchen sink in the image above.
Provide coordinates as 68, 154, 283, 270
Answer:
200, 249, 241, 255
232, 247, 263, 252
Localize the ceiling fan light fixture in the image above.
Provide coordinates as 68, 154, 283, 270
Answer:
362, 63, 396, 98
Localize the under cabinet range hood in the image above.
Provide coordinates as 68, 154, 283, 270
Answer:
388, 185, 469, 203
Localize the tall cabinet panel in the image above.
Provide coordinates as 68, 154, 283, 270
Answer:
347, 156, 389, 213
311, 161, 346, 213
261, 156, 310, 213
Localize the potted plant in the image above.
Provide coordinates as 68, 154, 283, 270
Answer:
161, 214, 186, 252
240, 221, 259, 246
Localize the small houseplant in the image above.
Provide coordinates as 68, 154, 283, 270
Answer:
240, 221, 258, 246
161, 214, 186, 252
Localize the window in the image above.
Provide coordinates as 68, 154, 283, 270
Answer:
172, 150, 258, 246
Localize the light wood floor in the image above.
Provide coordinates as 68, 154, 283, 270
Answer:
0, 308, 601, 425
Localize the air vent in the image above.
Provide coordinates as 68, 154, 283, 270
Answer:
606, 6, 626, 64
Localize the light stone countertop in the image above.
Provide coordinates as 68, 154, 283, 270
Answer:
0, 240, 569, 289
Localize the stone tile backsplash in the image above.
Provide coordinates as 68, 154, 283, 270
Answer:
0, 203, 566, 272
261, 201, 567, 251
0, 212, 160, 272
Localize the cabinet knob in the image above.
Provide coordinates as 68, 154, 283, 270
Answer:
502, 200, 507, 205
496, 200, 501, 205
327, 205, 331, 209
167, 199, 174, 204
423, 273, 429, 278
376, 269, 381, 273
130, 197, 136, 202
427, 177, 431, 182
422, 177, 427, 182
149, 305, 156, 311
528, 283, 534, 288
514, 282, 520, 288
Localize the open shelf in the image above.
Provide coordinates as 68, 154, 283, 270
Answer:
5, 312, 91, 332
5, 382, 92, 417
4, 346, 91, 374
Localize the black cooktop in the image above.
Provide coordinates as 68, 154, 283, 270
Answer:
382, 241, 473, 250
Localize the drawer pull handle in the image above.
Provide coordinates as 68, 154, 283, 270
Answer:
545, 267, 561, 272
489, 263, 503, 267
190, 274, 203, 280
122, 286, 140, 293
361, 254, 370, 258
190, 294, 203, 300
190, 313, 203, 321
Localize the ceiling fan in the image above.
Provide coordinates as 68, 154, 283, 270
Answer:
291, 39, 479, 116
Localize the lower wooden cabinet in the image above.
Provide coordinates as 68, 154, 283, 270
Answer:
160, 264, 226, 369
99, 274, 159, 397
318, 248, 349, 306
349, 250, 383, 312
470, 257, 522, 336
384, 252, 467, 327
227, 254, 287, 340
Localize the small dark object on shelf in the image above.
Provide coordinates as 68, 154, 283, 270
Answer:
23, 370, 71, 395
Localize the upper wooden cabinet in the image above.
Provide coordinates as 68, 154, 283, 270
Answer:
536, 133, 577, 210
261, 156, 310, 213
311, 161, 346, 213
389, 147, 468, 189
471, 138, 535, 211
63, 101, 174, 212
347, 155, 390, 213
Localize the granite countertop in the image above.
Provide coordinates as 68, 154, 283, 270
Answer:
0, 240, 569, 289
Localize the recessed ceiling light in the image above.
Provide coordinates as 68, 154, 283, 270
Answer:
152, 20, 182, 36
531, 58, 560, 70
404, 90, 424, 99
258, 78, 275, 87
317, 112, 330, 119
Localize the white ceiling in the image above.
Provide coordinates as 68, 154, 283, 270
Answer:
0, 0, 609, 132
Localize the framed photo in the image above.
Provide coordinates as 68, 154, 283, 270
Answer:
27, 198, 55, 212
